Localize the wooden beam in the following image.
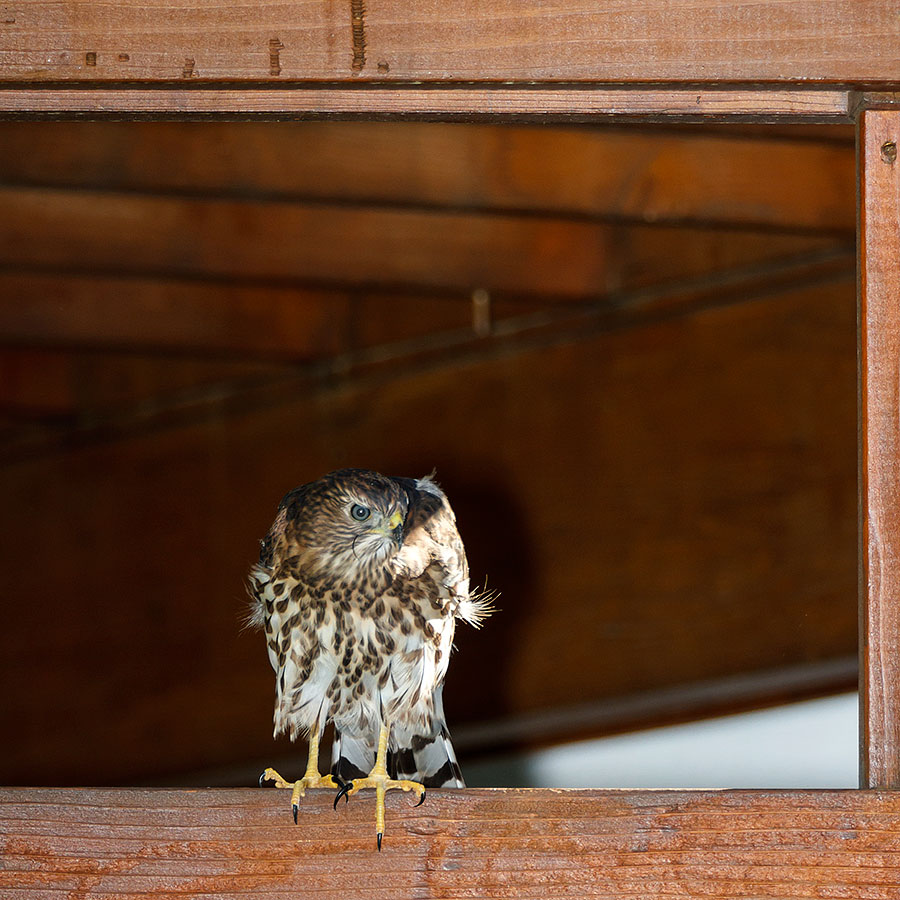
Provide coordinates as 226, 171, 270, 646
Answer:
2, 788, 900, 898
0, 86, 853, 121
0, 186, 847, 298
1, 1, 898, 85
859, 109, 900, 789
0, 247, 854, 363
0, 122, 857, 233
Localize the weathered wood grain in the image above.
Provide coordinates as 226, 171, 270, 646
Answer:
0, 1, 898, 84
2, 788, 900, 898
859, 109, 900, 790
0, 87, 854, 122
0, 122, 856, 232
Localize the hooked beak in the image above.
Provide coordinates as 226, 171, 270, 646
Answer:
386, 509, 404, 547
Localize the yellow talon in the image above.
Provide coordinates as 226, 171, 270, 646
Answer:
334, 724, 426, 850
260, 766, 337, 793
259, 728, 337, 823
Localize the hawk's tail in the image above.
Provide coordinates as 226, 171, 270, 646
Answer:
390, 719, 465, 788
331, 701, 465, 789
330, 723, 465, 788
330, 729, 376, 783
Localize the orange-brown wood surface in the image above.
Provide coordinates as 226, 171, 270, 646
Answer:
860, 109, 900, 789
0, 122, 856, 233
0, 277, 473, 360
1, 2, 899, 84
0, 186, 843, 297
3, 788, 900, 897
0, 86, 855, 121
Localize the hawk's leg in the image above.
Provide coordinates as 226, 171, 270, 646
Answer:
333, 723, 426, 850
259, 725, 338, 823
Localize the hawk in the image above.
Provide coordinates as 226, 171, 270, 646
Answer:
249, 468, 491, 849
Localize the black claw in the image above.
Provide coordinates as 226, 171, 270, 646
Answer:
333, 782, 352, 810
258, 771, 267, 787
377, 832, 383, 851
414, 790, 426, 808
292, 803, 298, 824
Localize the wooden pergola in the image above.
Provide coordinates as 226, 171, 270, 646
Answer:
2, 1, 900, 896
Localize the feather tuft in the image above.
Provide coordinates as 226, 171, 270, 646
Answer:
242, 568, 270, 631
457, 583, 498, 629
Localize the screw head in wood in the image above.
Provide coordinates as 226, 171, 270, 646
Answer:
881, 141, 897, 164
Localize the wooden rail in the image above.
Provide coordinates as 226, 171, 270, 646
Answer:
3, 787, 900, 897
0, 86, 854, 121
1, 0, 899, 84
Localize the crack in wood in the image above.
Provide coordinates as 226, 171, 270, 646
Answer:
268, 37, 284, 77
350, 0, 366, 73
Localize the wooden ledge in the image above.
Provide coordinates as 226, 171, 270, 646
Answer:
2, 787, 899, 897
0, 86, 853, 122
2, 1, 899, 85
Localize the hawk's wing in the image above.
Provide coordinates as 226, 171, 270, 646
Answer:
390, 474, 470, 607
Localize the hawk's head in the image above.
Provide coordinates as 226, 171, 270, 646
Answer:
279, 468, 409, 574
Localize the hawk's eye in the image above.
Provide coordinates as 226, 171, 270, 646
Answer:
350, 503, 371, 522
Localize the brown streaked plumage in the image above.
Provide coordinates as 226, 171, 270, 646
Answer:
249, 468, 491, 848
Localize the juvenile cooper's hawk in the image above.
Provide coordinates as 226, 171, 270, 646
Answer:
249, 468, 491, 849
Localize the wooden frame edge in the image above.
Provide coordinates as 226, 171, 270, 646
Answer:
0, 85, 853, 121
859, 107, 900, 789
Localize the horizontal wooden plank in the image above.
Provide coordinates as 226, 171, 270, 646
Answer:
0, 86, 854, 120
0, 122, 856, 232
5, 788, 900, 898
1, 1, 898, 84
0, 275, 531, 363
0, 278, 857, 784
0, 186, 847, 299
0, 244, 854, 366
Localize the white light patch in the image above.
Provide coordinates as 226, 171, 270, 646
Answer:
465, 693, 858, 789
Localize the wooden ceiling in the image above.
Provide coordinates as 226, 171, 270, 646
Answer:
0, 119, 858, 785
0, 121, 854, 446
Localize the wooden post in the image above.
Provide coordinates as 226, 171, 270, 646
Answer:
860, 108, 900, 788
